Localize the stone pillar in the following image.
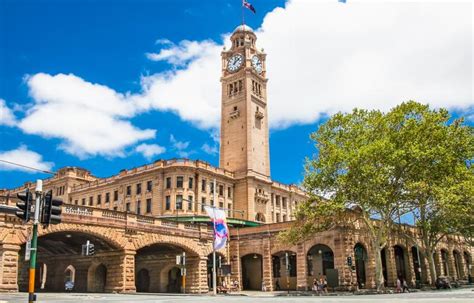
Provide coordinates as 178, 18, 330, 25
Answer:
229, 237, 241, 290
447, 250, 457, 280
188, 256, 208, 293
421, 253, 431, 285
386, 246, 397, 287
262, 238, 273, 291
405, 247, 415, 287
0, 244, 20, 292
296, 243, 307, 290
365, 243, 376, 289
458, 252, 467, 280
434, 251, 443, 277
105, 250, 136, 293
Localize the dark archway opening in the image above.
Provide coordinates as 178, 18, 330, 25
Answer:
411, 247, 421, 285
394, 245, 407, 281
381, 248, 388, 287
441, 249, 449, 276
271, 251, 296, 290
241, 254, 262, 290
136, 268, 150, 292
167, 267, 182, 293
354, 243, 367, 288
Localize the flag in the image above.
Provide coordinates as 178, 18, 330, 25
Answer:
205, 206, 229, 250
243, 0, 256, 14
338, 0, 347, 3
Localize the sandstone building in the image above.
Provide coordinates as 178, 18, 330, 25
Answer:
0, 25, 472, 294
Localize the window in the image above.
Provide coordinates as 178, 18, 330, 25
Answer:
289, 255, 297, 277
74, 200, 78, 205
165, 196, 171, 210
188, 195, 193, 210
146, 198, 152, 213
219, 202, 223, 208
126, 202, 131, 212
176, 195, 183, 210
113, 206, 117, 211
276, 213, 280, 222
82, 198, 85, 205
201, 179, 207, 192
210, 182, 214, 194
282, 197, 287, 208
227, 187, 232, 198
136, 201, 141, 215
201, 197, 206, 211
228, 203, 232, 216
176, 176, 184, 188
276, 195, 280, 207
188, 177, 193, 189
97, 194, 101, 205
114, 190, 118, 201
136, 183, 142, 195
105, 193, 110, 203
89, 196, 93, 206
126, 186, 131, 196
219, 185, 224, 196
146, 181, 152, 192
211, 199, 214, 206
166, 177, 172, 189
283, 215, 287, 222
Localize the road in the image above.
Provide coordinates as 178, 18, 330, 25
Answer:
0, 288, 473, 303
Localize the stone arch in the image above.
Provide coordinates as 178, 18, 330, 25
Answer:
134, 234, 204, 257
440, 249, 449, 276
20, 224, 126, 250
307, 244, 334, 277
64, 265, 76, 284
87, 263, 107, 292
241, 253, 263, 290
158, 263, 182, 293
354, 243, 368, 288
393, 244, 408, 281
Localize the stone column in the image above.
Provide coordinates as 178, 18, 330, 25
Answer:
229, 236, 241, 290
105, 250, 136, 293
0, 244, 21, 292
434, 251, 443, 277
386, 246, 397, 287
296, 243, 308, 290
187, 256, 208, 293
262, 238, 273, 291
447, 250, 457, 280
405, 247, 415, 287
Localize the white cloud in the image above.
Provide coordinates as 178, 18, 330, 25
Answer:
170, 134, 190, 150
135, 143, 166, 160
0, 145, 53, 173
146, 39, 218, 67
140, 0, 473, 128
202, 143, 218, 155
19, 73, 156, 158
0, 98, 17, 126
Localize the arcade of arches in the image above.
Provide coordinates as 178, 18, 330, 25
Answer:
0, 213, 472, 293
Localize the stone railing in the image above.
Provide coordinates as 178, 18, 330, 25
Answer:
62, 204, 210, 236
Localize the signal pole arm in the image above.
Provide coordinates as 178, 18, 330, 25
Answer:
0, 205, 21, 215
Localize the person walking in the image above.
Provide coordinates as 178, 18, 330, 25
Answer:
396, 278, 402, 293
402, 279, 410, 293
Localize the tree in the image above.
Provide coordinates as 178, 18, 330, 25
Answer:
281, 101, 473, 290
391, 102, 474, 283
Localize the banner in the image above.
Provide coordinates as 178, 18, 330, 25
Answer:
204, 206, 229, 250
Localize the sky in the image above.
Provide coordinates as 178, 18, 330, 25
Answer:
0, 0, 472, 189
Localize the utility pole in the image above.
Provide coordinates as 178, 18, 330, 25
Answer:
28, 180, 42, 303
285, 252, 290, 295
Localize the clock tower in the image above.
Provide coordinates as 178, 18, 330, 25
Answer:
220, 25, 270, 178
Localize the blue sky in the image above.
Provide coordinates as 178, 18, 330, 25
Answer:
0, 0, 472, 189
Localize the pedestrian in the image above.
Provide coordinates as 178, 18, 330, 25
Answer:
275, 278, 281, 291
262, 281, 267, 292
396, 278, 402, 293
312, 278, 318, 294
322, 277, 328, 294
402, 279, 410, 293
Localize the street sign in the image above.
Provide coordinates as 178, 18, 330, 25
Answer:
25, 240, 31, 261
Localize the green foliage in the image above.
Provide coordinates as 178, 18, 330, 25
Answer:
281, 100, 474, 288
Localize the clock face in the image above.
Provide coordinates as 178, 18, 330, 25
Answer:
251, 55, 263, 74
227, 53, 243, 73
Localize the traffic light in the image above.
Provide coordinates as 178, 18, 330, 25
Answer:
88, 243, 95, 256
347, 256, 353, 267
41, 190, 63, 226
16, 189, 33, 222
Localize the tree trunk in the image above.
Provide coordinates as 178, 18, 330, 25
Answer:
373, 243, 385, 291
427, 248, 437, 285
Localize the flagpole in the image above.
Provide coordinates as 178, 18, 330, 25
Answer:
212, 178, 217, 295
241, 0, 245, 26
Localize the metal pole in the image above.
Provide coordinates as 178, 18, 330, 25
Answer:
182, 251, 186, 294
213, 178, 217, 295
286, 252, 289, 295
28, 180, 42, 303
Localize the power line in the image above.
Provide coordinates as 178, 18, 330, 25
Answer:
0, 159, 55, 175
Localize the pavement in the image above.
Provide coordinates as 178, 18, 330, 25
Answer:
0, 288, 473, 303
